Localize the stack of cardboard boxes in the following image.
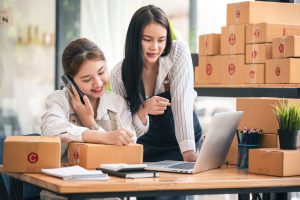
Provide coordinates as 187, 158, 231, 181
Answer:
195, 1, 300, 177
227, 97, 300, 176
267, 36, 300, 83
195, 1, 300, 85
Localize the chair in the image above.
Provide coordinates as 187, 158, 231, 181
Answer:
0, 134, 42, 200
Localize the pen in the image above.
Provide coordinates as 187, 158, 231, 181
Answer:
236, 129, 241, 144
115, 114, 123, 129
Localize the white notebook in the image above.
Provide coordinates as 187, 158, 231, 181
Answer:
99, 163, 147, 171
42, 165, 109, 181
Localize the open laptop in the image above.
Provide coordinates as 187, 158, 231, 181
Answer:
145, 111, 243, 174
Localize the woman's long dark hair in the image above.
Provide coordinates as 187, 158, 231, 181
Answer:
122, 5, 172, 114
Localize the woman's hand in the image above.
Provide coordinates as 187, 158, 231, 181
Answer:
143, 96, 171, 115
67, 85, 95, 127
182, 150, 197, 162
104, 129, 135, 146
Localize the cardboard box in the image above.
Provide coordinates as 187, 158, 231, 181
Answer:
220, 55, 244, 84
284, 36, 300, 58
237, 98, 300, 134
226, 135, 238, 165
199, 34, 221, 56
272, 38, 285, 59
3, 136, 61, 172
266, 58, 300, 83
246, 43, 272, 64
221, 25, 245, 55
227, 1, 300, 26
259, 133, 279, 148
68, 143, 143, 169
242, 64, 265, 84
196, 56, 221, 84
249, 148, 300, 176
246, 23, 300, 44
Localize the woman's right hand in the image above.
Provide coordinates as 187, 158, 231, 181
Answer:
104, 129, 135, 146
67, 85, 96, 127
143, 96, 171, 115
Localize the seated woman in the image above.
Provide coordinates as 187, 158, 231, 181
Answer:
41, 38, 149, 160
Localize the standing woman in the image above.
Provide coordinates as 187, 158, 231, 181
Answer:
111, 5, 201, 163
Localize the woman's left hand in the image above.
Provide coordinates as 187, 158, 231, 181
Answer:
67, 85, 95, 127
182, 150, 197, 162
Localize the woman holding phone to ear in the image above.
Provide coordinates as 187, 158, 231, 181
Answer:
110, 5, 202, 164
41, 38, 149, 158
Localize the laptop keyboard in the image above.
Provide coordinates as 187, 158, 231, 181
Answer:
168, 162, 195, 170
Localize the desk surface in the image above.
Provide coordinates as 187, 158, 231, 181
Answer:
3, 166, 300, 195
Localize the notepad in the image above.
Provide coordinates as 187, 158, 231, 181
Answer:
41, 165, 109, 181
99, 163, 147, 172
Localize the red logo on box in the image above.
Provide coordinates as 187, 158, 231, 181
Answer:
254, 29, 260, 38
228, 63, 235, 75
229, 34, 236, 46
27, 152, 38, 164
206, 64, 212, 75
252, 50, 257, 59
250, 70, 255, 79
275, 67, 281, 76
235, 9, 240, 18
279, 43, 284, 53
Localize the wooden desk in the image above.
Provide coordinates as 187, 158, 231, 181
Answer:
3, 166, 300, 200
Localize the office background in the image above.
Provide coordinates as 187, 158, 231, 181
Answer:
0, 0, 242, 137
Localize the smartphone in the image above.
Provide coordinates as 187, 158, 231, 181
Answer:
61, 74, 85, 104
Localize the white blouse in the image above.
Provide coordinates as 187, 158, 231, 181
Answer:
110, 40, 198, 153
41, 90, 149, 146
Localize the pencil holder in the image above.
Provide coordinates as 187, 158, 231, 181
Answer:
237, 144, 258, 169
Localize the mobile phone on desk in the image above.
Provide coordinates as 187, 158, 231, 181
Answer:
61, 74, 85, 104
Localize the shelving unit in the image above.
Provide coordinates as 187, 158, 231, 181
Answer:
194, 84, 300, 98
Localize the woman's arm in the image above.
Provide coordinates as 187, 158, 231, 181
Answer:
169, 41, 198, 161
110, 63, 149, 136
41, 90, 88, 143
41, 91, 134, 145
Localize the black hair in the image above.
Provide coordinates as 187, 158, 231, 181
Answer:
121, 5, 172, 114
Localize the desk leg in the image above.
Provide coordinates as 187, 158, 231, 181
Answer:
10, 177, 23, 200
270, 193, 291, 200
238, 193, 250, 200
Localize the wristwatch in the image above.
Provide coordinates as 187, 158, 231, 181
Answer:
90, 124, 100, 130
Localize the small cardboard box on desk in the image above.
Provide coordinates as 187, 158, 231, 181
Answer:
249, 148, 300, 176
3, 136, 61, 172
68, 143, 143, 169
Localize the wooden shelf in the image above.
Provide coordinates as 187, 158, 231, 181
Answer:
195, 83, 300, 89
194, 84, 300, 98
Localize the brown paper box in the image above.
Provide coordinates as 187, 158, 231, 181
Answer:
284, 36, 300, 58
199, 34, 221, 56
272, 38, 285, 59
249, 148, 300, 177
68, 143, 143, 169
196, 56, 221, 84
246, 23, 300, 44
242, 64, 265, 84
221, 25, 245, 55
226, 135, 238, 165
237, 98, 300, 134
227, 1, 300, 26
259, 133, 279, 148
246, 43, 272, 64
266, 58, 300, 83
3, 136, 61, 172
220, 55, 244, 84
